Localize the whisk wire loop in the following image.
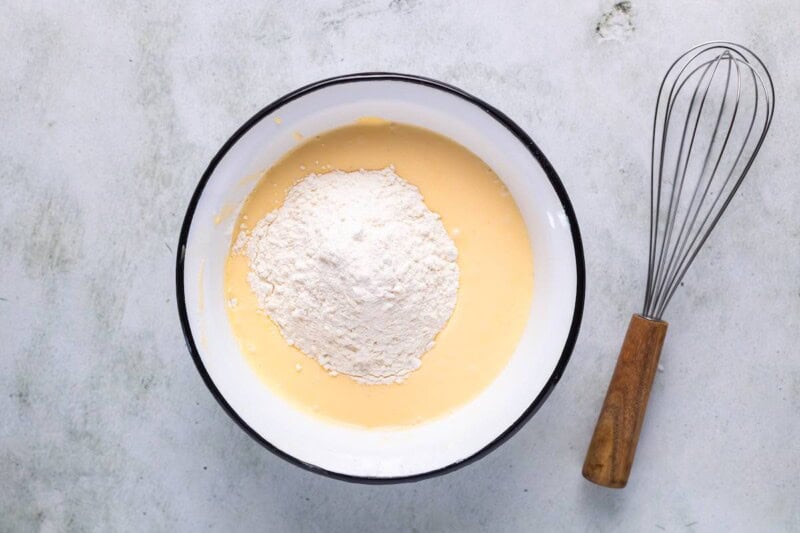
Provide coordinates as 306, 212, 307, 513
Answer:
642, 42, 774, 320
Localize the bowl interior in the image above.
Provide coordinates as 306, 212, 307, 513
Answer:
179, 76, 582, 480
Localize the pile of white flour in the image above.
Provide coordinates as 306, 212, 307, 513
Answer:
235, 167, 459, 384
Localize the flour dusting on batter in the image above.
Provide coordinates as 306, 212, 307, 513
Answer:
235, 167, 459, 384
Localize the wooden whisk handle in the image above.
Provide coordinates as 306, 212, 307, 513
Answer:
582, 314, 668, 488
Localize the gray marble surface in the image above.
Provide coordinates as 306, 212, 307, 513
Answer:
2, 1, 798, 531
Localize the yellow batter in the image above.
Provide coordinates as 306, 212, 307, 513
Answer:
225, 120, 533, 428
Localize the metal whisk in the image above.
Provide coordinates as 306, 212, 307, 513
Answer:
583, 42, 775, 488
643, 42, 775, 320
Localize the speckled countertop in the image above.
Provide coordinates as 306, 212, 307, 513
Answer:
2, 1, 798, 531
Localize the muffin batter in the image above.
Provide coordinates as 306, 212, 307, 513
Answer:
225, 120, 533, 427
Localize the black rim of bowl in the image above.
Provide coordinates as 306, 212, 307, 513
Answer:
175, 72, 586, 484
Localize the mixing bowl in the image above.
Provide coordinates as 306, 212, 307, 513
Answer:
176, 73, 585, 482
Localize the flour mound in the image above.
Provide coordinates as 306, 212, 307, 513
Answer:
237, 167, 459, 384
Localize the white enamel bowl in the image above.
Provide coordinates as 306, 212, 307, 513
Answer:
176, 74, 585, 483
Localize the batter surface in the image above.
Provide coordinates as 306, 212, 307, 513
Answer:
225, 120, 533, 427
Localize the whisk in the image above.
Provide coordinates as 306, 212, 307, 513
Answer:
583, 42, 775, 488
